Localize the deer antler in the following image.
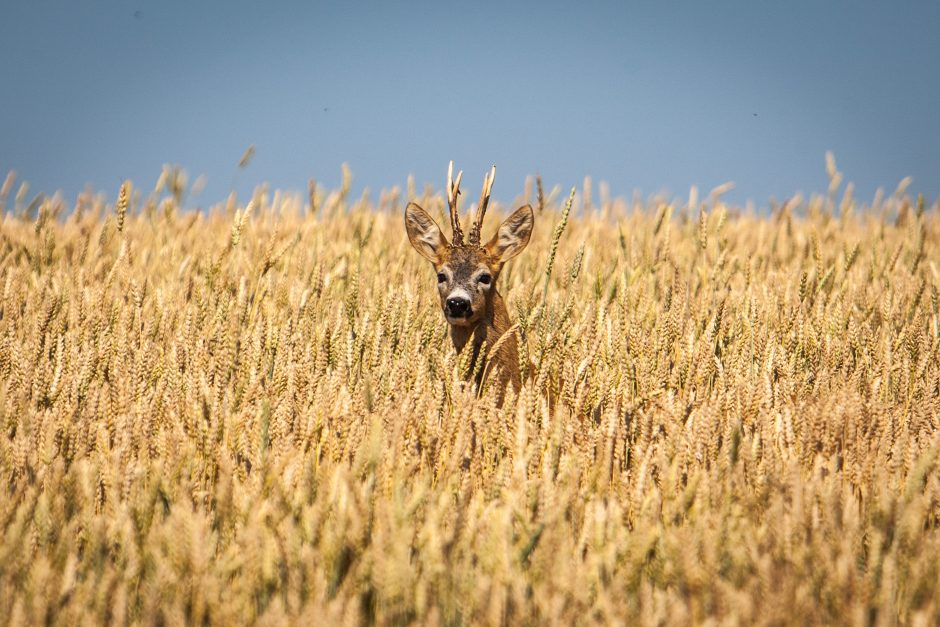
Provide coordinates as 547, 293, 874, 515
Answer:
469, 165, 495, 245
447, 160, 464, 246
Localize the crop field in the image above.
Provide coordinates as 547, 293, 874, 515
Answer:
1, 166, 939, 625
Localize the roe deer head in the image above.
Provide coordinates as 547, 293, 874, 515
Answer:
405, 162, 534, 395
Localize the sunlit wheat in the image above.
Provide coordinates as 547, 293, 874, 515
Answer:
0, 167, 938, 625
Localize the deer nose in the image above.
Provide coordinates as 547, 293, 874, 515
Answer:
446, 297, 471, 317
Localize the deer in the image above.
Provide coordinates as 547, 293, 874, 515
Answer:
404, 162, 534, 400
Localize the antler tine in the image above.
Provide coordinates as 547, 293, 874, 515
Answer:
447, 160, 464, 245
446, 160, 453, 204
470, 165, 496, 245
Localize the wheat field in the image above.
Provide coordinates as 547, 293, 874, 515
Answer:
1, 165, 938, 626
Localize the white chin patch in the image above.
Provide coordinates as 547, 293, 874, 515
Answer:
446, 314, 473, 326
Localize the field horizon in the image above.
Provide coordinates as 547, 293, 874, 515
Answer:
1, 165, 939, 625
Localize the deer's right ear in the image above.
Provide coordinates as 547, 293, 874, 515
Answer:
405, 202, 449, 263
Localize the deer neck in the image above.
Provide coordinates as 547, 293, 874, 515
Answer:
449, 289, 521, 396
449, 289, 510, 355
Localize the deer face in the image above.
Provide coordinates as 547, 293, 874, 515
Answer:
404, 164, 533, 329
435, 246, 493, 325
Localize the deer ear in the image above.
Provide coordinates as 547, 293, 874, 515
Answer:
485, 205, 534, 263
405, 202, 449, 263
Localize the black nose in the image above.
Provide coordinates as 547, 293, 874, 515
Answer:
446, 297, 470, 317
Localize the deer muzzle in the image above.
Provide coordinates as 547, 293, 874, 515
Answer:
445, 295, 471, 318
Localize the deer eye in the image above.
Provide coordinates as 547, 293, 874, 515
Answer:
478, 274, 492, 285
436, 272, 447, 283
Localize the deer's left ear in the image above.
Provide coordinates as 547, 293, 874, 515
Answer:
405, 202, 449, 263
485, 205, 534, 263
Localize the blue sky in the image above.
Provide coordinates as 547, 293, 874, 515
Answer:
2, 0, 938, 207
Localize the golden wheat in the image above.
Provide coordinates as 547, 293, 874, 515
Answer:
0, 169, 938, 625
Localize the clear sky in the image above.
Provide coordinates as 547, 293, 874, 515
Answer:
2, 0, 938, 207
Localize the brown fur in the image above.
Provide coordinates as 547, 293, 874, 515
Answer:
448, 281, 521, 394
405, 200, 534, 400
